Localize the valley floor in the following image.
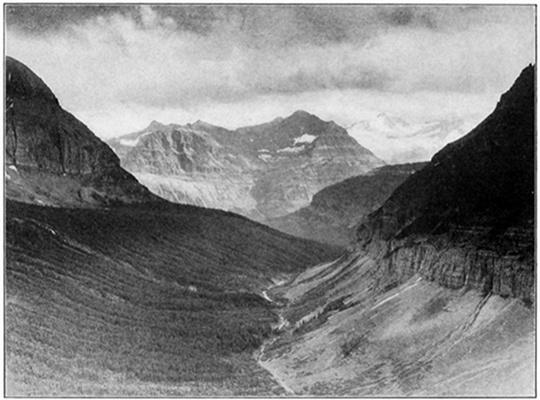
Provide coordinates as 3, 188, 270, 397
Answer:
5, 200, 337, 396
5, 201, 534, 397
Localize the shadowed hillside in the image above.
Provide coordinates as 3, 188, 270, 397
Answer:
266, 163, 426, 246
6, 200, 340, 396
5, 56, 156, 207
4, 57, 341, 396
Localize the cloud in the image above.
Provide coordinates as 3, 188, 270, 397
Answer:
5, 5, 535, 138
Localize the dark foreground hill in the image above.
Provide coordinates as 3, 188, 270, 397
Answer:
5, 56, 156, 207
357, 64, 535, 299
255, 65, 535, 396
4, 57, 341, 396
266, 163, 426, 246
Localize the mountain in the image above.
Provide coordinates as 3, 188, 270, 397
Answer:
7, 55, 534, 397
107, 120, 179, 159
348, 113, 477, 164
253, 65, 535, 396
108, 110, 385, 220
5, 57, 342, 396
359, 65, 534, 250
266, 163, 427, 246
5, 56, 156, 207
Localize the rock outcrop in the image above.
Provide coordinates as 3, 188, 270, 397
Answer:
266, 163, 426, 246
5, 56, 156, 207
356, 64, 535, 301
109, 111, 384, 219
254, 65, 535, 397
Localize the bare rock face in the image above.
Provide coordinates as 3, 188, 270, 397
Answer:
356, 65, 535, 301
109, 110, 384, 219
5, 56, 156, 206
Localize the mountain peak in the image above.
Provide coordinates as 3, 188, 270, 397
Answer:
5, 56, 154, 206
191, 120, 217, 129
289, 110, 316, 119
282, 110, 325, 127
147, 120, 166, 130
496, 63, 535, 110
359, 63, 534, 243
375, 113, 399, 128
6, 56, 58, 104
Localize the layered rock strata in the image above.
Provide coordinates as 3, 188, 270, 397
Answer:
110, 111, 385, 219
5, 56, 155, 206
356, 64, 535, 301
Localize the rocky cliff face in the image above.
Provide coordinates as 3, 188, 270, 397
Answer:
266, 163, 426, 246
5, 56, 156, 207
254, 66, 535, 397
109, 110, 384, 219
356, 64, 535, 301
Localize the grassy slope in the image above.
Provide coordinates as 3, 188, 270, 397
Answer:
256, 67, 535, 396
6, 200, 341, 396
260, 253, 534, 396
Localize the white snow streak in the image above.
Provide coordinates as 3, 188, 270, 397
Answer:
293, 134, 316, 145
119, 138, 139, 147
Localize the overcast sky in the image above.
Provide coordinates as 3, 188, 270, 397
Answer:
6, 5, 536, 140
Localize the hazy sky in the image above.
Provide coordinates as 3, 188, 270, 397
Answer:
6, 5, 536, 140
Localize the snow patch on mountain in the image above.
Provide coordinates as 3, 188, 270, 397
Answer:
349, 113, 484, 164
293, 134, 317, 145
119, 138, 140, 147
278, 146, 305, 153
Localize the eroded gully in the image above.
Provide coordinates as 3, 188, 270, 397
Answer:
256, 281, 296, 395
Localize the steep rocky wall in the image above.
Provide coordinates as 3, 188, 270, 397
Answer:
5, 56, 155, 206
360, 231, 534, 302
6, 58, 119, 175
110, 110, 385, 219
354, 65, 535, 302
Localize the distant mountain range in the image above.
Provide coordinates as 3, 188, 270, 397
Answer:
108, 112, 385, 220
348, 113, 477, 164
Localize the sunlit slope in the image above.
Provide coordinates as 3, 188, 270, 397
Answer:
262, 255, 533, 396
6, 200, 340, 396
256, 65, 535, 396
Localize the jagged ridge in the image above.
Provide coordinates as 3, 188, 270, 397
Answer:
109, 110, 385, 219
